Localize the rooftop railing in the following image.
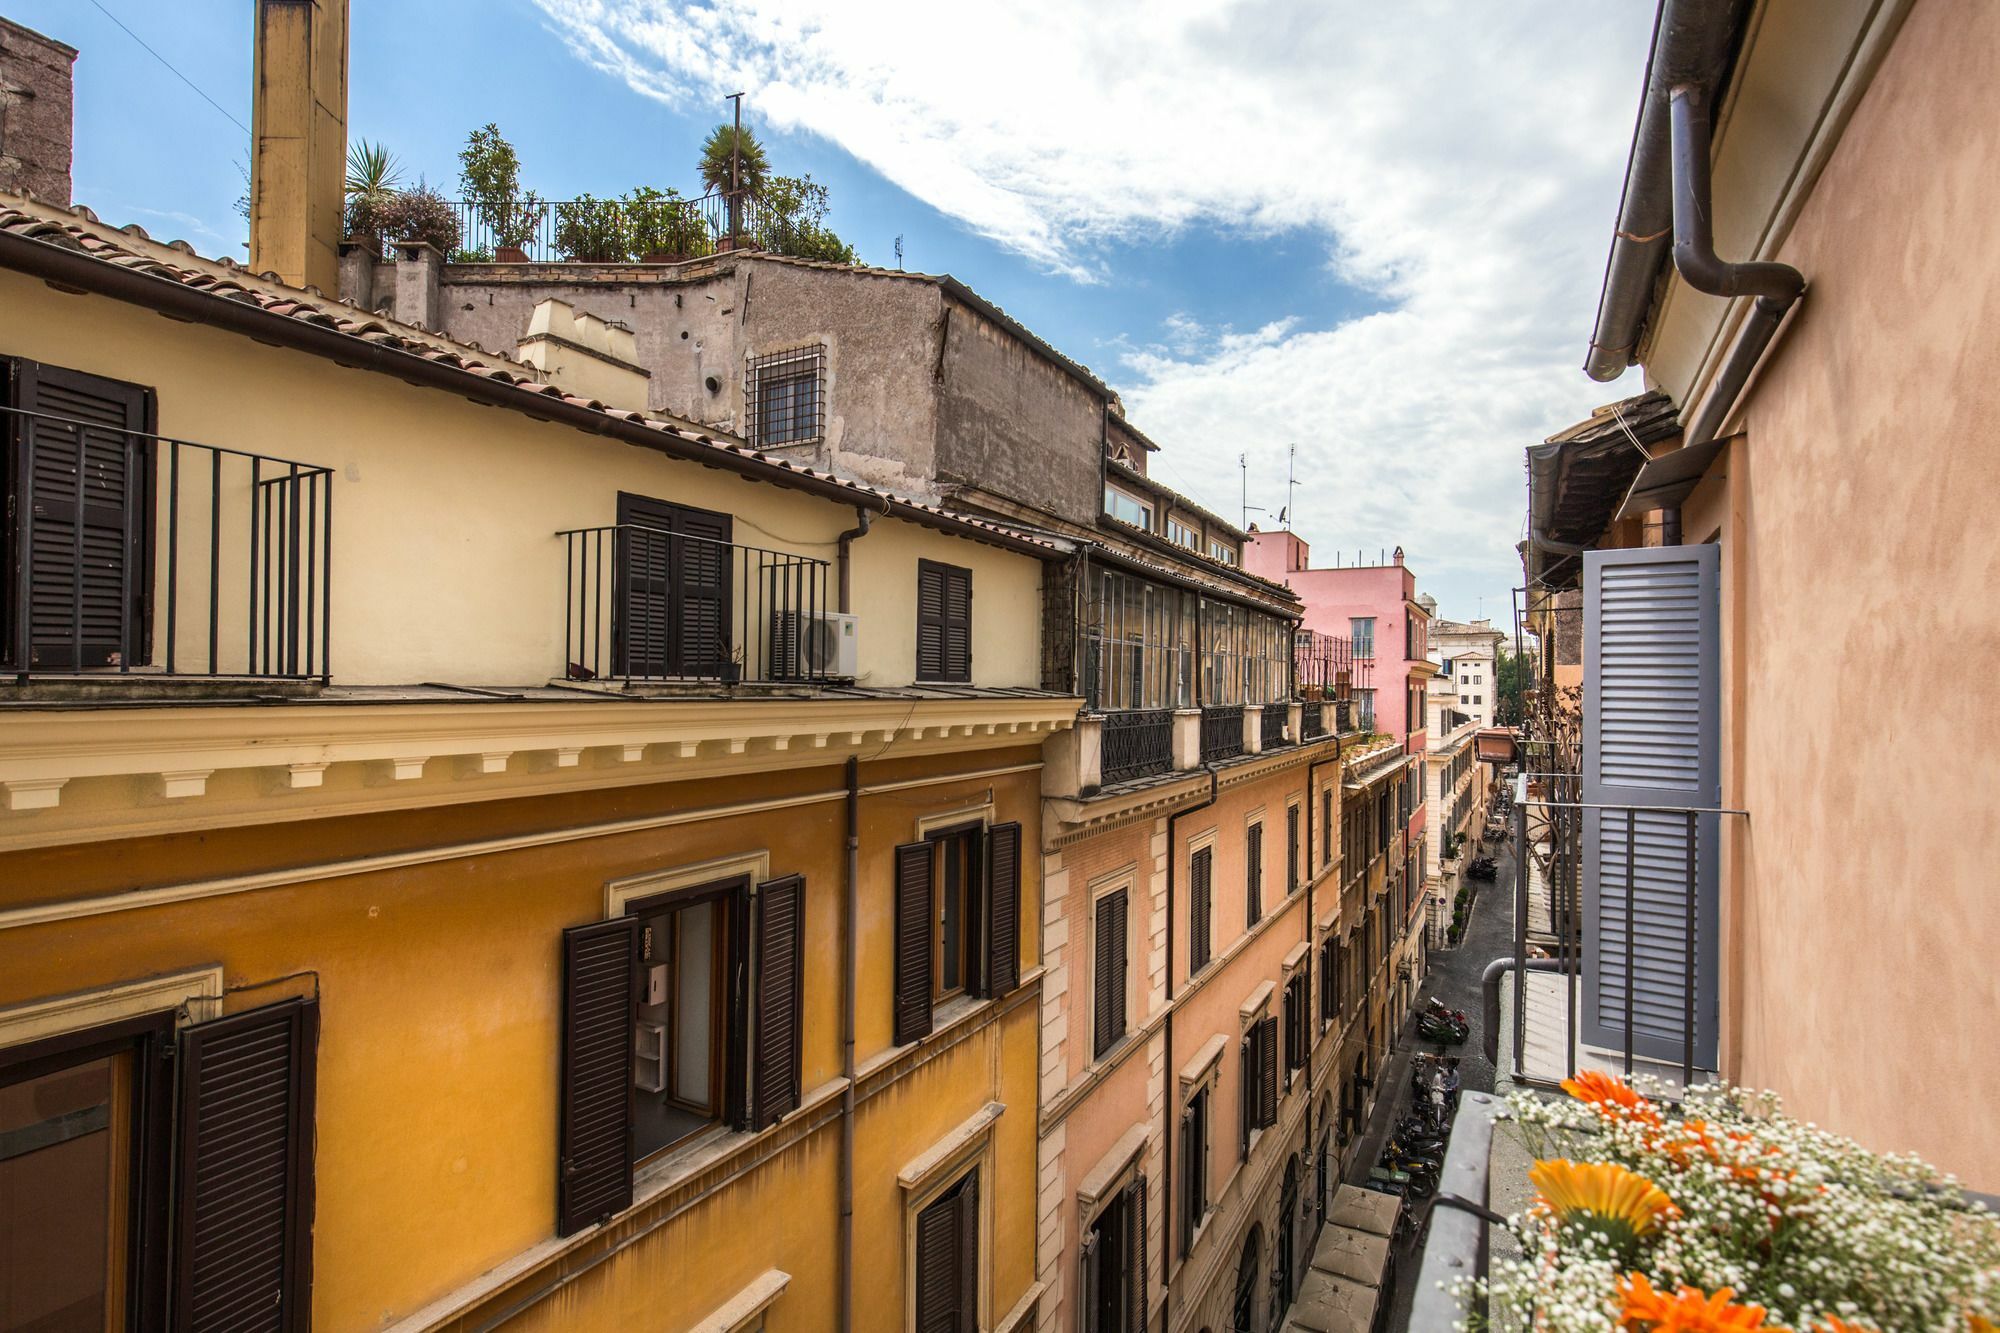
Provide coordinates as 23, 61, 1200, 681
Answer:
558, 523, 832, 685
1260, 702, 1290, 750
3, 406, 333, 683
1199, 703, 1243, 762
1099, 708, 1174, 785
448, 190, 798, 264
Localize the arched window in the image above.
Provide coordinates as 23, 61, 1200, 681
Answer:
1233, 1224, 1262, 1332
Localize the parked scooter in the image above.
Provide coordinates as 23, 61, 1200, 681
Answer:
1416, 1009, 1468, 1045
1466, 856, 1497, 881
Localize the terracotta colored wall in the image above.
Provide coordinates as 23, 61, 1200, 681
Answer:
1678, 0, 2000, 1185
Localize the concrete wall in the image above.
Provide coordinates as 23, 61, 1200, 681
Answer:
1667, 0, 2000, 1184
0, 270, 1046, 692
0, 17, 74, 206
938, 299, 1106, 528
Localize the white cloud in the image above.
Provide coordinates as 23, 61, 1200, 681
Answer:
530, 0, 1650, 615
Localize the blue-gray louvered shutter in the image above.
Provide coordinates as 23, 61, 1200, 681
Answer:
1581, 544, 1719, 1068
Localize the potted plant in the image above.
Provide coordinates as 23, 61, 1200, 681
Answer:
342, 139, 401, 254
457, 123, 543, 262
553, 194, 631, 263
624, 186, 689, 263
377, 181, 461, 258
718, 646, 744, 687
698, 122, 768, 251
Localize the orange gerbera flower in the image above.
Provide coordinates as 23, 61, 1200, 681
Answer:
1968, 1317, 1997, 1333
1563, 1069, 1664, 1129
1617, 1273, 1789, 1331
1531, 1159, 1678, 1250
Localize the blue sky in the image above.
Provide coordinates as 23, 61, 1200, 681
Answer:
13, 0, 1650, 629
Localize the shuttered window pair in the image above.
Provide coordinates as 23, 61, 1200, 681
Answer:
1319, 936, 1339, 1026
1092, 888, 1129, 1059
1286, 806, 1300, 895
1240, 1015, 1278, 1147
1244, 823, 1263, 926
2, 358, 155, 672
1187, 847, 1213, 975
893, 823, 1024, 1047
1080, 1172, 1148, 1333
916, 560, 973, 683
914, 1168, 979, 1333
615, 493, 733, 679
1178, 1088, 1209, 1257
555, 874, 806, 1238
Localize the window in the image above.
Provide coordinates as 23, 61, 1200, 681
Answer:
1240, 1013, 1277, 1148
892, 824, 1024, 1046
1350, 618, 1375, 659
746, 344, 825, 446
1082, 1172, 1147, 1333
1319, 936, 1340, 1026
1283, 973, 1308, 1076
1104, 485, 1153, 530
1179, 1087, 1210, 1257
1207, 539, 1238, 566
1167, 517, 1200, 550
916, 560, 973, 683
1093, 887, 1130, 1059
1320, 789, 1333, 869
1188, 846, 1214, 974
1, 997, 319, 1324
1245, 822, 1264, 926
617, 493, 734, 678
914, 1168, 979, 1333
630, 881, 746, 1157
2, 358, 156, 671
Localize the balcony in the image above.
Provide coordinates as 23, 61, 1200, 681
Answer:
1099, 708, 1174, 785
3, 406, 334, 685
1301, 703, 1328, 740
1260, 701, 1291, 750
1199, 703, 1243, 762
448, 190, 785, 264
558, 523, 833, 686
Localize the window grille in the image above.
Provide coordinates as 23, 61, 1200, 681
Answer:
746, 343, 826, 447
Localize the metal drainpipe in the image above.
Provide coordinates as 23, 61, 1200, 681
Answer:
839, 755, 859, 1333
1301, 728, 1343, 1218
836, 506, 879, 614
1161, 763, 1219, 1326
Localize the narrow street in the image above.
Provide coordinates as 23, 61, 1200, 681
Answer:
1363, 830, 1517, 1332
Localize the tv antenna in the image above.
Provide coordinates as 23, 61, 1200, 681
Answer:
1240, 453, 1267, 529
1285, 442, 1299, 531
894, 235, 904, 270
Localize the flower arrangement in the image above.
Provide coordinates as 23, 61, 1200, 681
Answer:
1472, 1071, 1999, 1332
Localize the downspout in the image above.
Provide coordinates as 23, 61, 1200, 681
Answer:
1666, 81, 1806, 454
1161, 764, 1219, 1328
836, 505, 881, 614
839, 755, 859, 1332
1302, 728, 1344, 1216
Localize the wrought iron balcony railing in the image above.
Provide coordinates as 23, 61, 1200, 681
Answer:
558, 523, 832, 685
1260, 702, 1290, 750
446, 190, 789, 264
1301, 703, 1327, 740
3, 406, 333, 682
1200, 703, 1243, 762
1099, 708, 1174, 785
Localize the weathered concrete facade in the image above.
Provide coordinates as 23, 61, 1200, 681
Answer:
0, 16, 75, 206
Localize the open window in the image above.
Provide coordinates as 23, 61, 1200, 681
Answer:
893, 823, 1023, 1046
1081, 1171, 1147, 1333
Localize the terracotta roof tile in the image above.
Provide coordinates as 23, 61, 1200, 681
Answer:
0, 199, 1064, 557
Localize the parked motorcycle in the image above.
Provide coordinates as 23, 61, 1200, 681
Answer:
1466, 856, 1497, 881
1416, 1011, 1468, 1045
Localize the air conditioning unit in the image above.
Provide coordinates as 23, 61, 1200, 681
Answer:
770, 610, 858, 680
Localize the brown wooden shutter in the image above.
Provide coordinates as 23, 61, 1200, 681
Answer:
1246, 823, 1263, 924
916, 562, 946, 680
942, 565, 972, 682
1258, 1015, 1279, 1128
1093, 888, 1127, 1057
6, 359, 153, 671
956, 1170, 979, 1324
1178, 1100, 1198, 1257
985, 821, 1022, 997
615, 494, 733, 677
1189, 847, 1212, 973
173, 997, 316, 1332
894, 841, 935, 1045
1125, 1172, 1148, 1333
915, 1171, 976, 1333
752, 875, 806, 1130
1287, 806, 1300, 894
557, 917, 637, 1236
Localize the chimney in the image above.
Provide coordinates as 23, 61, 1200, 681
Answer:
0, 16, 78, 206
250, 0, 347, 292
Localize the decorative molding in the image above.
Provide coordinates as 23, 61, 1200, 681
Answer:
899, 1100, 1004, 1191
0, 967, 222, 1048
160, 769, 212, 799
5, 777, 66, 810
288, 762, 330, 789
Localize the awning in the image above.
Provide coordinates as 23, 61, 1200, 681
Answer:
1283, 1186, 1396, 1333
1616, 435, 1729, 520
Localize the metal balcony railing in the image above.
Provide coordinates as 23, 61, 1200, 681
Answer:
1200, 704, 1244, 762
2, 406, 333, 682
1300, 704, 1327, 740
448, 190, 789, 263
1260, 703, 1290, 750
1099, 708, 1174, 785
558, 523, 831, 685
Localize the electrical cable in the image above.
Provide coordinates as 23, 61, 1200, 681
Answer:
86, 0, 251, 137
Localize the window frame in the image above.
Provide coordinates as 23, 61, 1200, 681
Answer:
745, 342, 826, 448
1103, 485, 1154, 531
926, 820, 988, 1007
1089, 875, 1134, 1061
915, 558, 974, 684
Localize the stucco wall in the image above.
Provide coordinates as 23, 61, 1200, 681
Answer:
0, 17, 76, 206
1673, 0, 2000, 1184
0, 751, 1046, 1329
0, 272, 1046, 692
